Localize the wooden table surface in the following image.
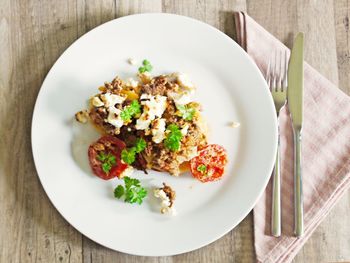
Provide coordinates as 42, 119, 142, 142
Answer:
1, 0, 349, 262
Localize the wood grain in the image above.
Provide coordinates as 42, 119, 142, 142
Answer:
0, 0, 349, 262
0, 0, 83, 263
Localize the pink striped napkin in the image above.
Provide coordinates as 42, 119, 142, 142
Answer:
234, 12, 350, 263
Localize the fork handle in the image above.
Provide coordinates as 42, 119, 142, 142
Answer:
271, 123, 281, 237
293, 129, 304, 237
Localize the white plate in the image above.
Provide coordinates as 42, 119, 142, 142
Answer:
32, 13, 277, 256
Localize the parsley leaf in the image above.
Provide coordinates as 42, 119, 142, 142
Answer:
114, 185, 125, 198
138, 59, 153, 73
121, 138, 147, 165
197, 164, 207, 174
121, 148, 136, 165
114, 176, 148, 205
177, 104, 196, 121
164, 124, 183, 152
120, 100, 141, 121
124, 176, 140, 189
134, 138, 146, 153
97, 152, 116, 173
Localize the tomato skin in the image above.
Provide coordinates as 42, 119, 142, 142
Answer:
190, 144, 228, 183
88, 136, 127, 180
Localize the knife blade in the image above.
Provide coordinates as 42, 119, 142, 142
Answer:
288, 33, 304, 129
288, 32, 304, 237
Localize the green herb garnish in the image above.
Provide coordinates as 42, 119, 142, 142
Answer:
197, 164, 207, 174
120, 100, 141, 121
177, 104, 196, 121
114, 176, 148, 205
97, 152, 116, 173
121, 138, 147, 165
121, 148, 136, 165
164, 124, 183, 152
138, 59, 153, 73
134, 138, 147, 153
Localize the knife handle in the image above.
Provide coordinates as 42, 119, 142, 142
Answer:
271, 123, 281, 237
293, 128, 304, 237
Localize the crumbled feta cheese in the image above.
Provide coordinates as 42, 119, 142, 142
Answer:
136, 94, 167, 130
135, 112, 152, 130
161, 206, 177, 215
154, 189, 168, 199
125, 78, 139, 88
230, 121, 240, 128
91, 96, 104, 107
128, 58, 137, 65
154, 189, 176, 215
168, 91, 193, 106
119, 166, 134, 178
100, 93, 125, 107
106, 107, 124, 128
175, 73, 194, 90
151, 118, 166, 143
181, 124, 189, 136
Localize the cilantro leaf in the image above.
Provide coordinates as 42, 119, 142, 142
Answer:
114, 185, 125, 198
177, 104, 196, 121
138, 59, 153, 73
197, 164, 207, 174
134, 138, 146, 153
164, 124, 183, 152
120, 100, 141, 121
113, 176, 148, 205
97, 152, 116, 173
121, 148, 136, 165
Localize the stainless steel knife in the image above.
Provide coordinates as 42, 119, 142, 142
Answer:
287, 32, 304, 237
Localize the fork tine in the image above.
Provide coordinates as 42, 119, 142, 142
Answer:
283, 49, 288, 90
278, 50, 284, 91
266, 56, 271, 88
271, 51, 276, 91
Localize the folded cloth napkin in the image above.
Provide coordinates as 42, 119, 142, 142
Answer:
234, 12, 350, 263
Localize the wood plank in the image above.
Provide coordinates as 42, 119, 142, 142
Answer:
0, 0, 83, 262
335, 0, 350, 94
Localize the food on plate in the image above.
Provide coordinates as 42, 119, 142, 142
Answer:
114, 176, 147, 205
229, 121, 240, 128
88, 135, 128, 180
76, 59, 228, 186
75, 110, 89, 123
190, 144, 228, 182
154, 183, 176, 215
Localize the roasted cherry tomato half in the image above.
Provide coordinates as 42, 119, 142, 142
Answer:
88, 135, 128, 180
190, 144, 228, 183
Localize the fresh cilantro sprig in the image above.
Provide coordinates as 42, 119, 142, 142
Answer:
197, 164, 207, 174
120, 100, 141, 122
114, 176, 148, 205
138, 59, 153, 73
121, 138, 147, 165
177, 104, 196, 121
164, 124, 183, 152
97, 152, 116, 173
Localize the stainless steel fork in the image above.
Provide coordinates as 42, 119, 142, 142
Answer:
266, 50, 288, 237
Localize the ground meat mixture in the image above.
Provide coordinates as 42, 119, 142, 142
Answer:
78, 71, 208, 176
